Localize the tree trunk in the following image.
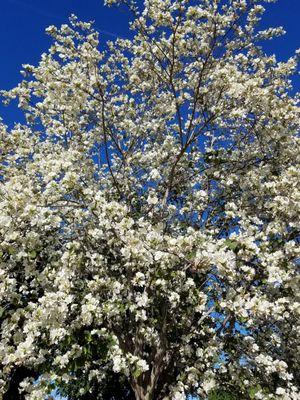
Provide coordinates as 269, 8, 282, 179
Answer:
131, 361, 164, 400
132, 385, 153, 400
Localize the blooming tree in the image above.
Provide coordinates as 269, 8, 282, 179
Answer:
0, 0, 299, 399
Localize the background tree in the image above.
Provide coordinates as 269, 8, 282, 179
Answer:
0, 1, 299, 399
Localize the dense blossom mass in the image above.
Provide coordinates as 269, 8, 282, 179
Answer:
0, 0, 299, 399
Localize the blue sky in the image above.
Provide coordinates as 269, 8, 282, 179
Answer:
0, 0, 299, 125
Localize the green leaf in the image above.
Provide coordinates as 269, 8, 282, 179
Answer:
133, 369, 142, 378
224, 239, 239, 251
187, 250, 197, 259
8, 246, 16, 255
29, 250, 37, 259
249, 385, 261, 399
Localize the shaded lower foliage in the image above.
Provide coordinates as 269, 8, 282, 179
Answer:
57, 372, 135, 400
208, 390, 236, 400
3, 367, 38, 400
